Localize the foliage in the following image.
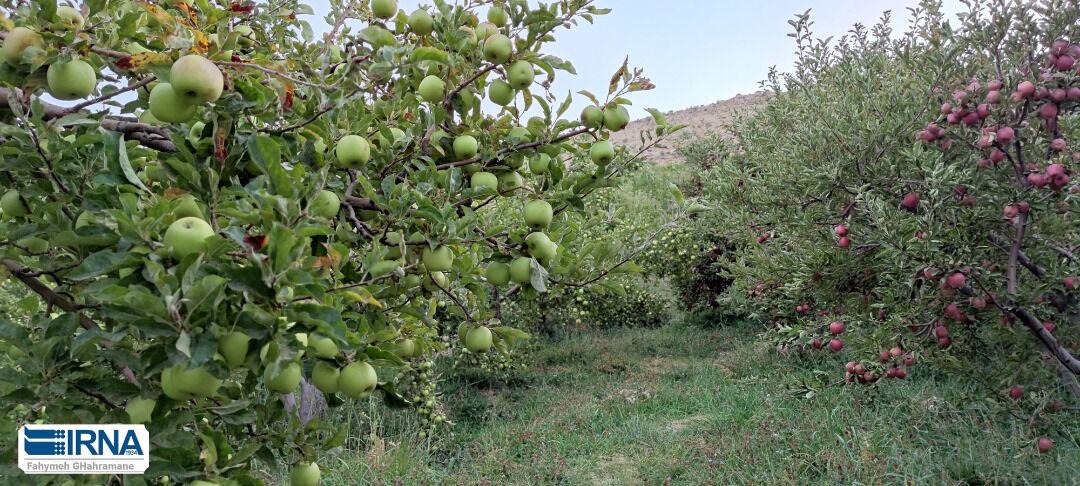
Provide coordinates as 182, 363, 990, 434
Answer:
0, 0, 688, 483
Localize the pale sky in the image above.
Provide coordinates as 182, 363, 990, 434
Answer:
304, 0, 965, 118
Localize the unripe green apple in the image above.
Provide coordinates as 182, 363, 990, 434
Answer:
394, 338, 417, 358
369, 260, 400, 279
290, 462, 321, 486
311, 362, 340, 394
482, 34, 512, 64
603, 105, 630, 131
162, 364, 223, 400
338, 362, 378, 398
488, 79, 515, 106
125, 397, 156, 424
581, 106, 603, 128
465, 326, 493, 353
409, 9, 434, 35
486, 262, 510, 285
510, 256, 534, 283
371, 0, 398, 19
423, 271, 449, 292
498, 171, 524, 191
336, 135, 371, 168
148, 83, 196, 124
170, 54, 224, 104
1, 27, 44, 66
453, 135, 479, 159
138, 110, 162, 125
173, 195, 203, 219
418, 75, 445, 103
1, 190, 29, 218
529, 154, 551, 174
46, 59, 96, 100
506, 61, 534, 90
188, 121, 206, 142
523, 200, 553, 229
422, 245, 454, 272
471, 171, 498, 192
265, 362, 302, 393
525, 232, 557, 259
233, 25, 255, 47
475, 22, 498, 40
488, 7, 508, 27
590, 141, 615, 165
308, 190, 340, 219
55, 6, 85, 30
18, 236, 48, 254
308, 333, 339, 359
507, 126, 531, 142
218, 331, 250, 369
457, 323, 473, 344
163, 216, 215, 258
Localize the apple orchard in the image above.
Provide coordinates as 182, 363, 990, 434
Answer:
0, 0, 694, 484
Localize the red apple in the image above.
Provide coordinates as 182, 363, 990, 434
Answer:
946, 272, 966, 289
828, 339, 844, 352
1037, 437, 1053, 453
1007, 386, 1023, 399
829, 321, 846, 335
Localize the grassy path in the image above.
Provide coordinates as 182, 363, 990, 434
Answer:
326, 324, 1079, 485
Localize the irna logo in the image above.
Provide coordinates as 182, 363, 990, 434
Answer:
18, 424, 149, 475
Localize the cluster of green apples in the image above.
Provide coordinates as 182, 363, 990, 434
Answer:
393, 358, 446, 436
142, 54, 224, 124
1, 8, 97, 101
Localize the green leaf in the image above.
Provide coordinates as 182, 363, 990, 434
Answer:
117, 137, 152, 194
410, 47, 449, 64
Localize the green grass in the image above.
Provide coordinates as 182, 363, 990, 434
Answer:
317, 323, 1080, 485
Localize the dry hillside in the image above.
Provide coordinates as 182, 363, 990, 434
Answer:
608, 91, 770, 164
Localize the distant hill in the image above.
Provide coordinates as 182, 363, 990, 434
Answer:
608, 92, 770, 164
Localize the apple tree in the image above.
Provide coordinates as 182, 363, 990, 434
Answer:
690, 0, 1080, 414
0, 0, 683, 483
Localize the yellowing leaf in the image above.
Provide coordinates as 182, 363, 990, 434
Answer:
115, 52, 172, 71
137, 1, 174, 26
343, 290, 384, 309
192, 31, 211, 54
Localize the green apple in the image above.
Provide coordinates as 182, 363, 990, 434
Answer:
55, 6, 85, 30
18, 236, 48, 254
487, 7, 508, 27
46, 59, 96, 100
138, 110, 162, 125
173, 195, 203, 219
394, 338, 417, 359
265, 362, 301, 393
162, 364, 222, 400
603, 105, 630, 131
422, 245, 454, 272
1, 27, 44, 66
163, 216, 215, 258
125, 397, 156, 424
308, 190, 340, 219
510, 256, 534, 284
308, 333, 339, 359
1, 190, 28, 218
507, 61, 534, 90
471, 171, 498, 192
488, 79, 514, 106
424, 271, 448, 292
148, 83, 196, 124
336, 135, 371, 168
529, 154, 551, 174
507, 126, 531, 142
581, 105, 603, 128
371, 0, 397, 19
418, 75, 445, 103
218, 331, 250, 369
482, 34, 512, 64
465, 326, 493, 353
590, 141, 615, 165
453, 135, 479, 159
457, 323, 473, 344
486, 262, 510, 286
409, 9, 434, 35
523, 200, 552, 229
525, 232, 557, 260
234, 25, 255, 47
338, 362, 378, 398
170, 55, 224, 104
475, 22, 498, 40
311, 362, 340, 394
290, 462, 321, 486
498, 171, 524, 192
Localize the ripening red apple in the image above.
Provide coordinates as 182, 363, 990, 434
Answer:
1037, 437, 1053, 453
834, 224, 848, 237
1017, 80, 1036, 98
893, 367, 907, 379
1039, 103, 1058, 118
828, 321, 846, 335
878, 350, 890, 363
1043, 321, 1056, 333
901, 192, 920, 210
937, 336, 952, 348
934, 325, 949, 339
904, 354, 916, 366
1004, 205, 1018, 219
838, 236, 851, 248
811, 338, 823, 350
845, 361, 857, 373
1007, 386, 1023, 399
828, 339, 843, 352
946, 272, 966, 289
